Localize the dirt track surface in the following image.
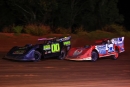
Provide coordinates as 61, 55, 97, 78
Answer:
0, 33, 130, 87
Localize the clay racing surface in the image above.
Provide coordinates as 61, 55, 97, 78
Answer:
0, 33, 130, 87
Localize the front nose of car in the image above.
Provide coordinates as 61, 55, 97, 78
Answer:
25, 50, 35, 60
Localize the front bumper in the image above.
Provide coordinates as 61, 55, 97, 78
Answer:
3, 55, 35, 61
65, 57, 92, 61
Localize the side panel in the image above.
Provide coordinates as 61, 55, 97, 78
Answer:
42, 43, 61, 58
95, 45, 107, 56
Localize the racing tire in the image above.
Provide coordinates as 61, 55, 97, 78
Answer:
58, 49, 66, 60
34, 51, 41, 62
112, 49, 119, 60
91, 51, 98, 62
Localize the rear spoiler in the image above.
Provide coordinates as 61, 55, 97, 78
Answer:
57, 36, 71, 42
111, 37, 124, 44
94, 37, 124, 45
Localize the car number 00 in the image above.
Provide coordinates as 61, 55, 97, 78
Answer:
51, 43, 60, 53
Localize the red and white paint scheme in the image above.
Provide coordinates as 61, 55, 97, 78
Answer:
65, 37, 125, 61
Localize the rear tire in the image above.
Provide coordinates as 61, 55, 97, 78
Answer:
34, 51, 41, 62
112, 49, 119, 60
58, 49, 66, 60
91, 51, 98, 62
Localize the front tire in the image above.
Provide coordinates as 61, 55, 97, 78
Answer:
58, 49, 66, 60
91, 51, 98, 62
34, 51, 41, 62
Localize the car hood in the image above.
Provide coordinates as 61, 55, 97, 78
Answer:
7, 46, 33, 55
67, 47, 90, 57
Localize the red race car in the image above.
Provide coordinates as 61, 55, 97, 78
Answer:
65, 37, 125, 61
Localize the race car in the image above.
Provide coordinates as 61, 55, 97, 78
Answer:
65, 37, 125, 62
3, 36, 71, 61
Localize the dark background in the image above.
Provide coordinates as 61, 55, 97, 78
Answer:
118, 0, 130, 30
0, 0, 130, 32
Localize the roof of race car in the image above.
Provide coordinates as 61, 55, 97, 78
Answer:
38, 36, 71, 41
38, 38, 55, 41
94, 38, 109, 45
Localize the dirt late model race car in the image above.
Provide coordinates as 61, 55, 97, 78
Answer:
65, 37, 125, 62
4, 36, 71, 62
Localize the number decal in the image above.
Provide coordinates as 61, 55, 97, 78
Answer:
108, 44, 114, 52
63, 41, 70, 46
51, 43, 60, 53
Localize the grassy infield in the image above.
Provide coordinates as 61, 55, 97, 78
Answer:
1, 24, 130, 40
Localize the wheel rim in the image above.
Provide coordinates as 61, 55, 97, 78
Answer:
92, 52, 98, 61
61, 52, 65, 59
59, 50, 66, 60
34, 53, 39, 60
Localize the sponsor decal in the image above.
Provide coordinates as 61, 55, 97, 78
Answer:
63, 41, 71, 46
43, 45, 51, 50
13, 50, 25, 54
96, 45, 106, 54
48, 51, 51, 53
73, 49, 83, 56
45, 51, 48, 54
